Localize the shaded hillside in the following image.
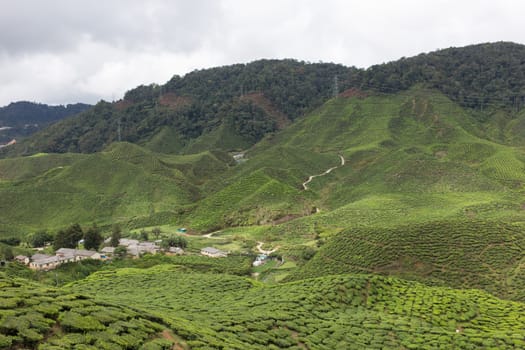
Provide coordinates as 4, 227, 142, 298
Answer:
361, 42, 525, 112
0, 101, 91, 143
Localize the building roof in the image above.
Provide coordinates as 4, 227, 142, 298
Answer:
74, 249, 98, 257
55, 248, 98, 257
101, 246, 115, 253
31, 253, 52, 262
201, 247, 226, 255
119, 238, 139, 246
55, 248, 76, 255
32, 255, 59, 265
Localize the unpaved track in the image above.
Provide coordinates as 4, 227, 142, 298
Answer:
302, 155, 345, 190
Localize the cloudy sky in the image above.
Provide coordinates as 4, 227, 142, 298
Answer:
0, 0, 522, 106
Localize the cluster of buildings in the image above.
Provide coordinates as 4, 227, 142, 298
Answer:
13, 239, 230, 271
15, 238, 174, 271
16, 248, 103, 271
116, 238, 160, 256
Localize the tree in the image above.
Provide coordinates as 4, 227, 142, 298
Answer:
161, 235, 187, 249
0, 237, 20, 246
110, 224, 121, 247
83, 224, 103, 250
53, 223, 83, 250
114, 246, 127, 260
152, 227, 161, 239
0, 245, 13, 260
139, 229, 149, 241
28, 230, 53, 248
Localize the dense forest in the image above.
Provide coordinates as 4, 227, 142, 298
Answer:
361, 42, 525, 112
2, 60, 354, 155
3, 42, 525, 157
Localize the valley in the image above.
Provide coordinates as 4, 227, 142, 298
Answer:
3, 42, 525, 348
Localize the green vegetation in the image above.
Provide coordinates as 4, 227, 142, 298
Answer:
0, 101, 90, 143
64, 265, 525, 349
290, 220, 525, 300
0, 272, 179, 349
4, 43, 525, 348
4, 60, 353, 156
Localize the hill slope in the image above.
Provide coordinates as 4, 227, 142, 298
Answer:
65, 264, 525, 349
0, 271, 186, 349
6, 42, 525, 156
180, 87, 525, 232
0, 142, 234, 236
3, 60, 354, 156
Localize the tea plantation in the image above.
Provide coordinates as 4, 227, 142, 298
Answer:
63, 265, 525, 349
290, 220, 525, 301
0, 272, 180, 350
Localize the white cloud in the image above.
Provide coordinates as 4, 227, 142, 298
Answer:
0, 0, 524, 105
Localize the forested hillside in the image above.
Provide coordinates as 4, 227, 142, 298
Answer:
4, 42, 525, 156
0, 101, 91, 143
2, 60, 354, 155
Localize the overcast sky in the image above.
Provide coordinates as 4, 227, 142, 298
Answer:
0, 0, 523, 106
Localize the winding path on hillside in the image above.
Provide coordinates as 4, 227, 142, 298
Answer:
302, 155, 345, 190
256, 241, 279, 255
202, 231, 222, 239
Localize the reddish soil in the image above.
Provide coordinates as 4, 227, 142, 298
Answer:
240, 92, 290, 129
339, 88, 368, 99
159, 93, 192, 110
273, 214, 301, 225
114, 100, 133, 111
161, 330, 185, 350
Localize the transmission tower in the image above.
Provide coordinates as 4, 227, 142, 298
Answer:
117, 118, 121, 142
333, 75, 339, 97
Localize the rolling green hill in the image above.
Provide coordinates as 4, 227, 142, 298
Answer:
181, 87, 525, 231
0, 271, 185, 349
289, 220, 525, 301
63, 264, 525, 349
0, 142, 235, 236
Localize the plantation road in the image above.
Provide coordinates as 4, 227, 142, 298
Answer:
302, 155, 345, 190
256, 241, 279, 255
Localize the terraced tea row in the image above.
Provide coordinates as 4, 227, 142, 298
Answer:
291, 220, 525, 300
67, 265, 525, 349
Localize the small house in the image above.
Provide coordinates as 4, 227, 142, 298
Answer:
200, 247, 227, 258
14, 255, 30, 265
168, 246, 184, 255
252, 254, 268, 267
